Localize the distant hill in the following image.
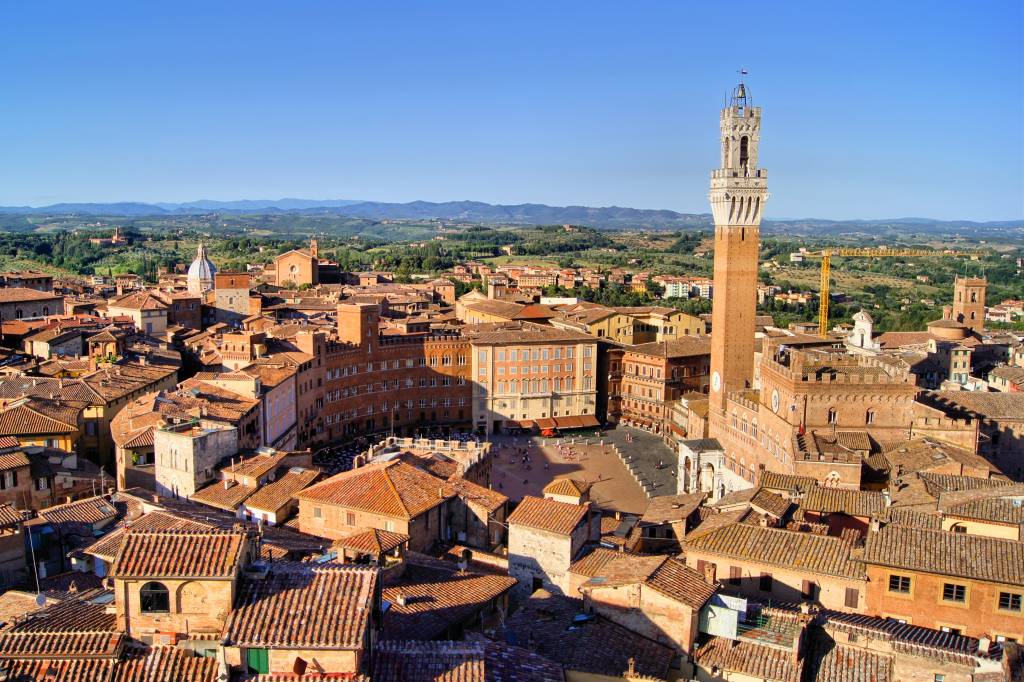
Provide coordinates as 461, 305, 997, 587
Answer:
0, 199, 1018, 235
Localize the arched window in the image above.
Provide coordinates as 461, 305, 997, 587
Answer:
42, 306, 49, 316
140, 582, 169, 613
827, 408, 838, 425
739, 136, 749, 168
865, 410, 875, 425
970, 292, 977, 303
14, 309, 22, 320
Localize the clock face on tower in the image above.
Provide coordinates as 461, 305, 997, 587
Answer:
771, 389, 780, 413
712, 371, 721, 393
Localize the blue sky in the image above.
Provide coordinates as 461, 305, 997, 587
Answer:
1, 1, 1021, 220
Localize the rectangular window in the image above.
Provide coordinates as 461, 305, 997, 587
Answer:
729, 566, 741, 585
313, 507, 322, 519
999, 592, 1023, 612
888, 575, 912, 594
759, 572, 772, 592
346, 512, 356, 526
844, 587, 859, 609
801, 580, 817, 601
942, 583, 966, 603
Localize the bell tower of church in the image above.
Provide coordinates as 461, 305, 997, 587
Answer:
708, 79, 770, 414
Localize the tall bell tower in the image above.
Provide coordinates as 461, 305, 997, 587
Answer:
708, 79, 769, 415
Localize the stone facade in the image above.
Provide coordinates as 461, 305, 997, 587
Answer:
214, 272, 251, 327
153, 422, 239, 498
507, 515, 594, 599
469, 327, 598, 435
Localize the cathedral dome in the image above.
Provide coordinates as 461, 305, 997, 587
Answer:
187, 243, 217, 293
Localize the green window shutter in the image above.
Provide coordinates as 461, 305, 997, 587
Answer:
247, 648, 269, 674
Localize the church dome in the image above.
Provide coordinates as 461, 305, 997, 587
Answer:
187, 243, 217, 292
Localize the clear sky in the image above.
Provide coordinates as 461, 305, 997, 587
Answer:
1, 1, 1021, 220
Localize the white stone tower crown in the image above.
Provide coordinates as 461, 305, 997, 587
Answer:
709, 81, 770, 228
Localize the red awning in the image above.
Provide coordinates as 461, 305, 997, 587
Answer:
578, 414, 600, 428
535, 418, 557, 430
507, 419, 535, 429
554, 416, 584, 429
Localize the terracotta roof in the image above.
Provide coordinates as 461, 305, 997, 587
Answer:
39, 496, 117, 532
224, 562, 376, 649
882, 438, 999, 477
885, 507, 943, 530
694, 636, 800, 682
920, 390, 1024, 421
336, 529, 409, 556
0, 287, 61, 303
0, 591, 55, 628
568, 546, 622, 578
243, 468, 320, 513
0, 594, 122, 659
942, 490, 1024, 525
802, 487, 887, 518
0, 504, 24, 530
861, 524, 1024, 586
626, 335, 712, 358
821, 610, 999, 664
372, 640, 564, 682
645, 557, 717, 609
84, 510, 218, 562
640, 492, 705, 525
108, 291, 168, 311
298, 460, 449, 519
749, 488, 793, 518
918, 472, 1014, 496
500, 589, 673, 679
112, 645, 220, 682
190, 479, 257, 511
685, 509, 749, 541
542, 478, 592, 498
803, 635, 893, 682
507, 496, 589, 536
0, 659, 116, 681
686, 523, 865, 580
382, 557, 518, 641
710, 487, 760, 510
0, 397, 82, 436
0, 448, 28, 471
443, 477, 508, 514
111, 529, 247, 579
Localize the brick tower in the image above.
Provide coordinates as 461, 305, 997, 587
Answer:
708, 79, 769, 414
950, 276, 986, 332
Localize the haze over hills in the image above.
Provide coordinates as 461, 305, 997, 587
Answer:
0, 199, 1019, 235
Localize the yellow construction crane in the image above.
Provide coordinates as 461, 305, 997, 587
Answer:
803, 247, 966, 337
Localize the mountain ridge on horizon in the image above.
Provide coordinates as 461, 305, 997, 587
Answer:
0, 198, 1019, 232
